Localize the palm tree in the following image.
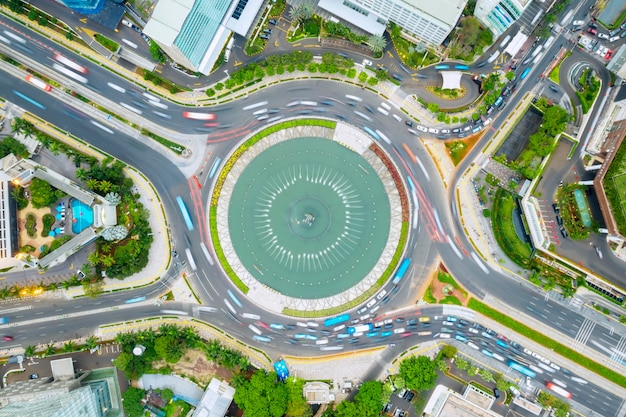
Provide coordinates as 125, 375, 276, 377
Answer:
44, 343, 56, 357
86, 178, 98, 191
85, 335, 99, 350
98, 180, 113, 194
88, 252, 100, 267
49, 142, 60, 156
367, 34, 387, 55
24, 345, 37, 358
75, 168, 88, 181
100, 254, 115, 268
63, 341, 77, 353
289, 3, 314, 23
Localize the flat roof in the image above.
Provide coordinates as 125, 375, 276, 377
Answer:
143, 0, 194, 46
404, 0, 467, 27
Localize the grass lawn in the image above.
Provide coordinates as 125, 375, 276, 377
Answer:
491, 189, 532, 267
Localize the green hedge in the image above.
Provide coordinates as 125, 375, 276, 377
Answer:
469, 298, 626, 388
491, 189, 532, 267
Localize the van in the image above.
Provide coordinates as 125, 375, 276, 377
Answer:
572, 20, 585, 26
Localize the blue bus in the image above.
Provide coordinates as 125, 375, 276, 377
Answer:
176, 196, 194, 231
454, 64, 469, 70
508, 360, 536, 378
208, 157, 222, 179
435, 64, 449, 70
520, 67, 531, 80
363, 126, 380, 141
347, 323, 373, 334
392, 258, 411, 285
324, 314, 350, 327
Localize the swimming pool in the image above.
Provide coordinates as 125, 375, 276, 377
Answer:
71, 199, 94, 234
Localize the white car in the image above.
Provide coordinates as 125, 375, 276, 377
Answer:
609, 35, 620, 42
376, 290, 387, 300
362, 59, 373, 67
468, 327, 479, 334
428, 127, 439, 134
121, 19, 133, 28
416, 125, 428, 132
598, 33, 610, 39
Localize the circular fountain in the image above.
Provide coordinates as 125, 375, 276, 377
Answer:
212, 124, 408, 315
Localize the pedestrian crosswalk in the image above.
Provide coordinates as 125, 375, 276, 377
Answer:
608, 336, 626, 371
572, 317, 595, 352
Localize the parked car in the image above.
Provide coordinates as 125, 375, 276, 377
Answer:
587, 28, 597, 35
268, 19, 277, 25
598, 32, 609, 39
29, 373, 39, 379
260, 34, 269, 40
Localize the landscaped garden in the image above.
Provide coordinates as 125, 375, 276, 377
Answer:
603, 142, 626, 236
447, 17, 493, 62
556, 183, 596, 240
576, 68, 601, 114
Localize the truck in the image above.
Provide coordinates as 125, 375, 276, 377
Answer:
347, 323, 373, 334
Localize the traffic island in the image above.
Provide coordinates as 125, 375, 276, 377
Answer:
209, 119, 411, 317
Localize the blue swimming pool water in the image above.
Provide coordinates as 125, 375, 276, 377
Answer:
71, 200, 94, 234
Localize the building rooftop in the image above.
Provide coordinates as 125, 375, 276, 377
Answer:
143, 0, 195, 47
175, 0, 232, 68
404, 0, 467, 27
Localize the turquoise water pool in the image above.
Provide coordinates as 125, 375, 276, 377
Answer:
71, 199, 93, 233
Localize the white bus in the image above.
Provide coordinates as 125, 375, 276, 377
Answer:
54, 54, 88, 74
52, 63, 88, 83
185, 248, 197, 271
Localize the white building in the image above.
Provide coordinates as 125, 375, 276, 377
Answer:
192, 378, 235, 417
607, 44, 626, 79
474, 0, 532, 37
318, 0, 468, 47
143, 0, 264, 75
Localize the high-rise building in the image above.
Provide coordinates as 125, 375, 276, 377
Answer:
607, 44, 626, 79
60, 0, 106, 15
143, 0, 264, 75
318, 0, 468, 46
474, 0, 532, 37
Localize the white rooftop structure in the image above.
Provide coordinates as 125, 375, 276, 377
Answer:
441, 71, 463, 90
192, 378, 235, 417
503, 32, 528, 59
319, 0, 467, 46
144, 0, 263, 75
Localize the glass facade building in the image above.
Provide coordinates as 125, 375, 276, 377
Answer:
60, 0, 106, 15
474, 0, 529, 36
0, 385, 108, 417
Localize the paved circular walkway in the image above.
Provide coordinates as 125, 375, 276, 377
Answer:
213, 122, 406, 315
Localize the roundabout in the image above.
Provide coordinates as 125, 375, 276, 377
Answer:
211, 121, 410, 316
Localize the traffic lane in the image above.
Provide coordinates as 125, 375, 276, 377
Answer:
456, 339, 622, 417
3, 301, 186, 349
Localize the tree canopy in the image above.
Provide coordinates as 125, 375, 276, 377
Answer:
234, 371, 288, 417
285, 378, 313, 417
399, 355, 438, 392
29, 178, 65, 208
121, 387, 145, 417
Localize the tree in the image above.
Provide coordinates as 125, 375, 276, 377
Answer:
427, 102, 440, 114
122, 387, 146, 417
399, 355, 438, 392
415, 41, 426, 53
11, 117, 35, 137
83, 279, 104, 298
354, 380, 383, 417
24, 345, 36, 358
505, 71, 515, 81
441, 344, 457, 358
234, 370, 288, 417
367, 34, 387, 54
149, 40, 166, 63
85, 335, 99, 349
286, 378, 312, 417
290, 3, 314, 23
29, 178, 62, 208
